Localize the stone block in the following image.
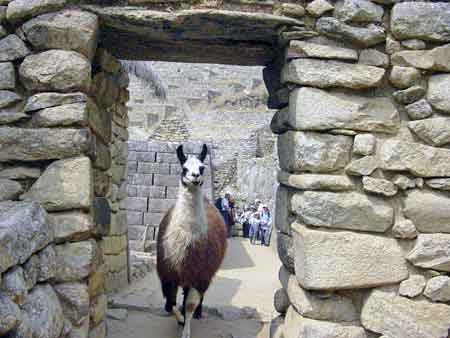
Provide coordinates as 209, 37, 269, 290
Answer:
127, 161, 137, 174
135, 151, 156, 162
306, 0, 334, 17
130, 173, 152, 186
391, 2, 450, 42
21, 157, 93, 212
104, 251, 127, 273
136, 186, 165, 199
100, 235, 127, 255
291, 191, 393, 232
391, 44, 450, 72
406, 233, 450, 272
137, 162, 169, 174
361, 287, 450, 338
24, 92, 87, 112
156, 152, 179, 164
108, 211, 127, 236
380, 139, 450, 177
48, 211, 94, 243
0, 34, 30, 61
389, 66, 421, 89
353, 134, 376, 156
23, 255, 39, 290
88, 321, 105, 338
21, 10, 98, 60
54, 239, 100, 282
286, 41, 358, 61
392, 86, 425, 105
38, 245, 57, 282
284, 307, 366, 338
166, 187, 178, 199
88, 264, 105, 297
2, 266, 27, 305
6, 0, 66, 22
0, 293, 21, 335
143, 212, 165, 226
54, 282, 89, 326
335, 0, 383, 23
89, 294, 107, 326
427, 74, 450, 114
405, 99, 433, 120
126, 211, 143, 225
292, 223, 408, 290
0, 178, 22, 201
19, 50, 91, 93
105, 268, 128, 292
358, 49, 389, 68
424, 276, 450, 302
0, 201, 52, 273
408, 118, 450, 147
153, 174, 179, 187
31, 102, 89, 128
120, 197, 147, 212
0, 62, 15, 89
287, 87, 399, 134
399, 275, 426, 298
362, 177, 398, 197
147, 199, 175, 213
278, 131, 352, 173
0, 127, 90, 161
277, 233, 295, 274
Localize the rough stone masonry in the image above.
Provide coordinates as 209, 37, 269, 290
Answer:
0, 1, 450, 338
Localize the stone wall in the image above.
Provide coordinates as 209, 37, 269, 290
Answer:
273, 2, 450, 338
0, 4, 130, 338
122, 140, 213, 250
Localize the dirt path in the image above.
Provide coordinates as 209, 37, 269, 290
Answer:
107, 237, 281, 338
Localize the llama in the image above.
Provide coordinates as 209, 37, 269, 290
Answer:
156, 144, 227, 338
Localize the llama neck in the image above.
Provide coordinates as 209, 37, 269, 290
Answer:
173, 183, 208, 235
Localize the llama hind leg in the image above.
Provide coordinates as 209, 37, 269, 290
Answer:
181, 288, 201, 338
161, 280, 178, 313
193, 296, 203, 319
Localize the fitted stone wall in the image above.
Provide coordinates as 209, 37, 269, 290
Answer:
123, 140, 213, 250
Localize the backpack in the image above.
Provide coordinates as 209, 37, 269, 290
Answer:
215, 197, 223, 211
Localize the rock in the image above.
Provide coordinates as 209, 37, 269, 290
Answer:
415, 177, 424, 189
392, 219, 417, 240
22, 284, 64, 338
19, 50, 91, 93
361, 287, 450, 338
277, 232, 295, 274
389, 66, 420, 89
0, 35, 30, 61
69, 318, 88, 338
403, 190, 450, 233
380, 139, 450, 177
278, 171, 355, 191
392, 174, 415, 190
24, 92, 87, 112
291, 191, 393, 232
335, 0, 384, 23
427, 74, 450, 113
392, 86, 425, 105
404, 99, 433, 120
401, 39, 426, 50
287, 87, 399, 134
305, 0, 334, 17
284, 273, 358, 322
424, 276, 450, 302
0, 179, 22, 201
100, 236, 126, 255
391, 2, 450, 42
0, 201, 52, 273
284, 306, 366, 338
5, 312, 33, 338
54, 239, 100, 282
278, 131, 352, 173
6, 0, 66, 22
406, 233, 450, 272
362, 177, 398, 197
345, 156, 378, 176
0, 62, 15, 90
22, 255, 39, 291
0, 127, 90, 161
408, 118, 450, 146
391, 44, 450, 72
37, 245, 56, 282
48, 211, 94, 243
88, 321, 105, 338
1, 266, 27, 304
287, 41, 357, 61
358, 49, 389, 68
88, 264, 105, 297
425, 178, 450, 191
0, 166, 41, 180
54, 283, 89, 326
353, 134, 376, 156
385, 35, 401, 55
89, 294, 107, 325
106, 308, 128, 321
21, 157, 92, 212
316, 17, 385, 47
32, 102, 90, 128
0, 293, 21, 335
274, 288, 289, 314
399, 275, 426, 298
0, 90, 21, 109
292, 223, 408, 290
21, 10, 98, 60
282, 58, 385, 89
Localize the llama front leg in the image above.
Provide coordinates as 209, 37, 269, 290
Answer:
181, 288, 201, 338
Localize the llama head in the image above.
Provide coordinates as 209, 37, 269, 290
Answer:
176, 144, 208, 188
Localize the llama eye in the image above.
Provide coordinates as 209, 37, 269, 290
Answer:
182, 167, 188, 175
199, 167, 205, 175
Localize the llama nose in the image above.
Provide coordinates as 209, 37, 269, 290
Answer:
192, 173, 200, 178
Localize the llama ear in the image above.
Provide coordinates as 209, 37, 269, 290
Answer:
198, 144, 208, 162
176, 145, 187, 165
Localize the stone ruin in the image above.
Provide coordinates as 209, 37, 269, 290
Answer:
0, 0, 450, 338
